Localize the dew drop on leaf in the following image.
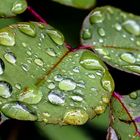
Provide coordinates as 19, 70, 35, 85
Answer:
82, 29, 92, 40
129, 91, 138, 99
46, 48, 56, 57
120, 53, 136, 64
71, 95, 83, 102
98, 28, 106, 37
34, 58, 44, 67
114, 23, 122, 31
4, 52, 16, 64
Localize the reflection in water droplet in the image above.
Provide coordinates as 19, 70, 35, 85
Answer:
0, 58, 5, 75
129, 91, 138, 99
123, 20, 140, 36
21, 64, 29, 72
0, 28, 15, 46
0, 81, 12, 98
90, 11, 104, 24
54, 74, 63, 81
48, 82, 56, 89
73, 66, 80, 73
98, 28, 106, 37
46, 48, 56, 57
82, 29, 92, 40
11, 1, 27, 14
46, 29, 64, 45
18, 23, 36, 37
34, 58, 44, 67
4, 52, 16, 64
59, 79, 76, 91
71, 96, 83, 102
48, 90, 65, 105
63, 109, 89, 125
120, 53, 136, 64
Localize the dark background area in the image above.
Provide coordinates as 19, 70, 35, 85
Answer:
0, 0, 140, 140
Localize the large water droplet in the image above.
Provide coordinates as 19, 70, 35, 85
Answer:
0, 58, 5, 75
82, 29, 92, 40
94, 106, 105, 114
0, 28, 15, 46
46, 48, 56, 57
98, 28, 106, 37
1, 102, 37, 120
0, 81, 12, 98
46, 29, 64, 45
129, 91, 138, 99
71, 96, 83, 102
80, 51, 105, 71
90, 11, 104, 24
48, 90, 65, 105
19, 88, 43, 104
63, 109, 89, 125
124, 65, 140, 74
123, 20, 140, 36
18, 23, 36, 37
34, 58, 44, 67
4, 52, 16, 64
11, 1, 27, 14
59, 79, 76, 91
120, 53, 136, 64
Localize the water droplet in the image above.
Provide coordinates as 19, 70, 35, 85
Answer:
95, 48, 108, 56
46, 48, 56, 57
15, 83, 21, 90
77, 81, 85, 88
82, 29, 92, 40
136, 40, 140, 46
48, 90, 65, 105
71, 96, 83, 102
63, 109, 89, 125
18, 23, 36, 37
102, 96, 109, 104
101, 72, 114, 92
88, 74, 95, 79
22, 42, 27, 47
48, 82, 56, 89
124, 65, 140, 74
34, 58, 44, 67
98, 28, 106, 37
123, 20, 140, 36
80, 51, 105, 71
37, 23, 45, 29
11, 1, 27, 14
114, 23, 122, 31
19, 88, 43, 104
91, 87, 97, 92
73, 66, 80, 73
120, 53, 136, 64
59, 79, 76, 91
54, 74, 63, 81
90, 11, 104, 24
1, 102, 37, 120
94, 106, 105, 114
26, 50, 32, 56
73, 89, 83, 95
21, 64, 29, 72
0, 81, 12, 98
46, 29, 64, 45
129, 91, 138, 99
4, 52, 16, 64
0, 58, 5, 75
129, 102, 137, 107
0, 28, 15, 46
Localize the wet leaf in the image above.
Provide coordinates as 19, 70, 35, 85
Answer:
52, 0, 96, 9
0, 22, 114, 125
110, 91, 140, 140
0, 0, 27, 17
81, 6, 140, 75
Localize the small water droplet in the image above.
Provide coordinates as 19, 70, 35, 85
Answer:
0, 28, 15, 46
0, 58, 5, 75
18, 23, 36, 37
120, 53, 136, 64
22, 42, 27, 47
102, 96, 109, 104
129, 102, 137, 107
34, 58, 44, 67
73, 89, 83, 95
136, 40, 140, 46
48, 90, 65, 105
129, 91, 138, 99
37, 23, 45, 29
26, 50, 32, 56
88, 74, 95, 79
91, 87, 97, 92
11, 1, 27, 14
46, 29, 64, 45
95, 48, 108, 56
48, 82, 56, 89
63, 109, 89, 125
77, 81, 85, 88
73, 66, 80, 73
71, 96, 83, 102
54, 74, 63, 81
94, 106, 105, 114
46, 48, 56, 57
90, 11, 104, 24
4, 52, 16, 64
59, 79, 76, 91
99, 38, 104, 43
123, 20, 140, 36
21, 64, 29, 72
82, 29, 92, 40
98, 28, 106, 37
114, 23, 122, 31
0, 81, 12, 98
15, 83, 21, 90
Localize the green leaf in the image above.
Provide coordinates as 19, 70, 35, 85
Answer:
0, 22, 114, 125
0, 0, 27, 17
110, 91, 140, 140
81, 6, 140, 75
52, 0, 96, 9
